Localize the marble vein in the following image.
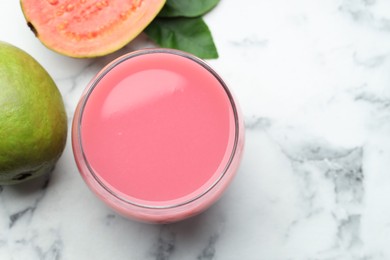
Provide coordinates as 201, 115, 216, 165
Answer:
150, 226, 176, 260
4, 176, 51, 229
196, 233, 219, 260
244, 116, 272, 131
353, 52, 388, 68
33, 231, 63, 260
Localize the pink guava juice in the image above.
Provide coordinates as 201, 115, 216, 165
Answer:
72, 49, 245, 223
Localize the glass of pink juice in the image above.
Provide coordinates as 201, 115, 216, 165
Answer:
72, 49, 245, 223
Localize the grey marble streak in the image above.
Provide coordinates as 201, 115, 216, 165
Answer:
143, 214, 225, 260
243, 114, 370, 256
196, 233, 219, 260
354, 91, 390, 109
150, 226, 176, 260
31, 229, 63, 260
353, 53, 388, 69
229, 37, 269, 48
244, 116, 272, 131
278, 135, 365, 257
347, 85, 390, 130
339, 0, 390, 32
0, 175, 64, 260
2, 176, 50, 228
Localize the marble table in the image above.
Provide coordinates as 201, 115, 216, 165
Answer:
1, 0, 390, 259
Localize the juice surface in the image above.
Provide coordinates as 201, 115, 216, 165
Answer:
80, 52, 236, 203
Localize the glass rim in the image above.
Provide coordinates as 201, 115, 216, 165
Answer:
76, 48, 241, 210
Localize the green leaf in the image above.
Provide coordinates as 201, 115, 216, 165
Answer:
158, 0, 220, 18
145, 17, 219, 59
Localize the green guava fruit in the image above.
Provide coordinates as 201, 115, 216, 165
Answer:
20, 0, 166, 58
0, 41, 67, 185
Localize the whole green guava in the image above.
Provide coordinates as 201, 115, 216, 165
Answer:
0, 41, 67, 185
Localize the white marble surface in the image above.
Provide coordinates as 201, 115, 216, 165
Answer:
1, 0, 390, 259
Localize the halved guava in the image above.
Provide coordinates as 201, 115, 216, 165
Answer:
20, 0, 166, 58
